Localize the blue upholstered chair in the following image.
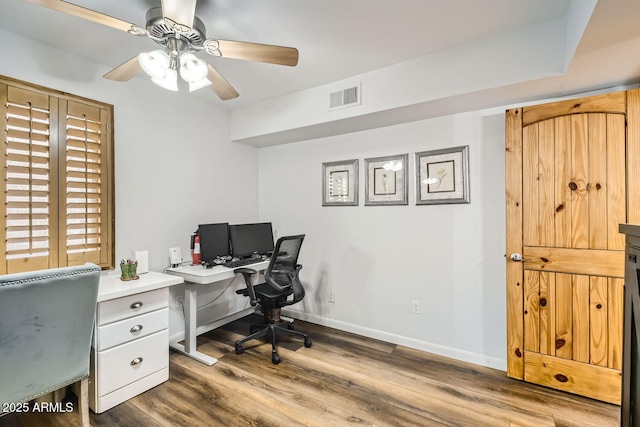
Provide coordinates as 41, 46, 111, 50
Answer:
0, 263, 101, 426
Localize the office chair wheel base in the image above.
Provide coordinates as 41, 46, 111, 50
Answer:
304, 337, 312, 348
272, 353, 281, 364
286, 323, 295, 330
235, 344, 244, 355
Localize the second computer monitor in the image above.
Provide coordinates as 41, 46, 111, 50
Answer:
229, 222, 274, 258
198, 223, 230, 263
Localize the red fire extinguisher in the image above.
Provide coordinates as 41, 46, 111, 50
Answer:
191, 231, 201, 265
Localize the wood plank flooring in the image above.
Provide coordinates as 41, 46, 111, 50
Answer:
1, 315, 621, 426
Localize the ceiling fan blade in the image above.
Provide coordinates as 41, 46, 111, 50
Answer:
103, 57, 142, 82
206, 64, 239, 100
22, 0, 137, 33
215, 40, 299, 67
161, 0, 196, 30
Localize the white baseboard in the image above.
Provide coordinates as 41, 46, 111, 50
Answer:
169, 307, 507, 372
283, 309, 507, 372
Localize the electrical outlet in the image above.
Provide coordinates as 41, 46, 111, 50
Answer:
411, 300, 421, 314
328, 291, 336, 303
169, 247, 182, 266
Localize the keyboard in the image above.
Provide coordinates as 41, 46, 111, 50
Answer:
224, 258, 265, 268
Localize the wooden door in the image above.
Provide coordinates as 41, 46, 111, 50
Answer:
506, 89, 640, 404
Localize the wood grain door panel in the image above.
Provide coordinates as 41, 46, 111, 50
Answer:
522, 246, 624, 277
524, 351, 622, 404
506, 89, 638, 404
521, 114, 626, 251
523, 271, 623, 369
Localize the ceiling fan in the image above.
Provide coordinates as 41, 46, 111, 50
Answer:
23, 0, 299, 100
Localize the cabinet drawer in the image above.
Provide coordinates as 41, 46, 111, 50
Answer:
97, 330, 168, 396
97, 308, 168, 351
97, 288, 167, 325
94, 368, 168, 413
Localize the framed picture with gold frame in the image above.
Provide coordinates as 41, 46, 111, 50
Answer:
415, 145, 469, 205
322, 159, 359, 206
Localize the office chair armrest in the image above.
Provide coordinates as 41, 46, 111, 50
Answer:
235, 268, 257, 276
234, 268, 258, 306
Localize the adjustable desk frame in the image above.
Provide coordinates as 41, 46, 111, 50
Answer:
166, 261, 269, 366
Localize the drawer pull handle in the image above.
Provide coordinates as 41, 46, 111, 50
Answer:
130, 324, 143, 333
130, 301, 143, 309
130, 357, 143, 366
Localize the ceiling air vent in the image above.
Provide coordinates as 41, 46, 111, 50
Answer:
328, 84, 361, 111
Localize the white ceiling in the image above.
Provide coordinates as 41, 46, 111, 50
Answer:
0, 0, 639, 111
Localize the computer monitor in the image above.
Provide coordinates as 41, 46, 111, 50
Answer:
198, 223, 230, 263
229, 222, 274, 258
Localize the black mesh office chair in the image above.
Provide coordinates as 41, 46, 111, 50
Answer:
234, 234, 312, 364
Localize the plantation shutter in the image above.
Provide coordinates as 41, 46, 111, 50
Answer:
2, 85, 58, 273
61, 100, 110, 267
1, 79, 113, 274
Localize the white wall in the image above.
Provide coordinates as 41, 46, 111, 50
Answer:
258, 111, 507, 369
230, 17, 570, 146
2, 28, 624, 372
0, 29, 261, 339
0, 22, 631, 373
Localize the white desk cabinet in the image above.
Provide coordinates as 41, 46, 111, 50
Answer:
89, 271, 183, 413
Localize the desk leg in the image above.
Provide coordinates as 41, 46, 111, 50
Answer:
169, 283, 218, 366
184, 284, 197, 354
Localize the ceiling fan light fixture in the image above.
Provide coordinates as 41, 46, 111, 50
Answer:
151, 67, 178, 91
188, 77, 212, 92
26, 0, 299, 101
179, 53, 208, 83
139, 50, 170, 80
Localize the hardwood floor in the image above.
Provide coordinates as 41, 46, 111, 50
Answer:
2, 315, 621, 426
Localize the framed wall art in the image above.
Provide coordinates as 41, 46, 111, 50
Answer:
415, 145, 469, 205
364, 153, 408, 206
322, 159, 359, 206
